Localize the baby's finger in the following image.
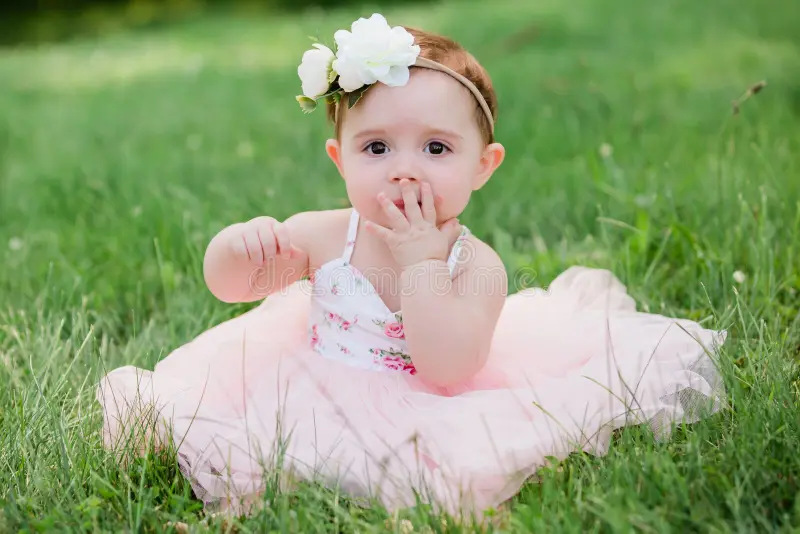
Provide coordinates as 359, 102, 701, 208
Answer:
230, 234, 250, 261
440, 217, 461, 237
378, 193, 409, 231
420, 182, 436, 223
401, 179, 423, 225
255, 220, 278, 261
451, 220, 464, 238
288, 245, 308, 260
273, 222, 292, 260
364, 220, 394, 243
243, 231, 264, 264
258, 228, 278, 261
447, 220, 465, 247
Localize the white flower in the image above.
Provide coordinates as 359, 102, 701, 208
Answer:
298, 43, 335, 98
331, 13, 420, 92
733, 270, 746, 284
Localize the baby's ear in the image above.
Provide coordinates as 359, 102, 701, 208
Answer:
325, 139, 345, 180
472, 142, 506, 190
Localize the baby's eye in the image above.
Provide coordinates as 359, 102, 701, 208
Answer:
425, 141, 449, 155
365, 141, 388, 155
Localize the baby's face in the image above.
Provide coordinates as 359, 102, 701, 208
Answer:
326, 69, 501, 228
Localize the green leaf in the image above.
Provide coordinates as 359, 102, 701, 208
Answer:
296, 95, 317, 113
325, 91, 342, 105
348, 85, 369, 108
327, 67, 338, 85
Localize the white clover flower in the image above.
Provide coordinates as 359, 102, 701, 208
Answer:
297, 43, 335, 98
733, 270, 746, 284
331, 13, 420, 92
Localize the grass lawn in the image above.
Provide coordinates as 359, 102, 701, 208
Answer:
2, 0, 800, 531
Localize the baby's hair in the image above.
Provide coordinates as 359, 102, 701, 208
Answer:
326, 27, 498, 144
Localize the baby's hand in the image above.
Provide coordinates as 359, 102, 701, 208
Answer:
365, 179, 462, 269
229, 216, 303, 266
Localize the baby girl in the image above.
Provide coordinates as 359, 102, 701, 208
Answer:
97, 13, 727, 522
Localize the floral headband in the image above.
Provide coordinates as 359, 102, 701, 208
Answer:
296, 13, 494, 134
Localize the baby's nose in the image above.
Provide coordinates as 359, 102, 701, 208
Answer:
391, 175, 419, 183
388, 153, 424, 183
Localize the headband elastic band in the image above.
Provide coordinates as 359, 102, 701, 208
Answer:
412, 57, 495, 134
333, 57, 495, 135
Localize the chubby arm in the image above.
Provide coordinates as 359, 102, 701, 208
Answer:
203, 211, 318, 303
399, 238, 508, 387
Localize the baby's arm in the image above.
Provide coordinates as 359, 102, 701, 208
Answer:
203, 211, 319, 303
399, 238, 507, 386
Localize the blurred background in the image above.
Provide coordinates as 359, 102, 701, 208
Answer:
1, 0, 413, 46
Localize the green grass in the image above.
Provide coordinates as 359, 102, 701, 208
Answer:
2, 0, 800, 531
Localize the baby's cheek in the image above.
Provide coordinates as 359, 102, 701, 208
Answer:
447, 169, 474, 197
437, 188, 472, 221
347, 174, 377, 197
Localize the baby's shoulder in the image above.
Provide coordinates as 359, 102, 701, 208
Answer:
282, 208, 353, 268
459, 231, 505, 269
454, 231, 508, 291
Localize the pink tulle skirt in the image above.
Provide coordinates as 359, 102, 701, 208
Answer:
96, 267, 727, 517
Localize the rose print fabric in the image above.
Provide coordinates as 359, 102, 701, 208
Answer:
306, 209, 470, 374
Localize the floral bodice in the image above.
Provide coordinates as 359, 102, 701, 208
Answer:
307, 209, 470, 375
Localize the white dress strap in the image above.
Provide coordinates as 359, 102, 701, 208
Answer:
344, 208, 469, 276
342, 209, 360, 263
446, 226, 472, 277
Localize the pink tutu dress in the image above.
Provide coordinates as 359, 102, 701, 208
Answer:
97, 209, 727, 517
